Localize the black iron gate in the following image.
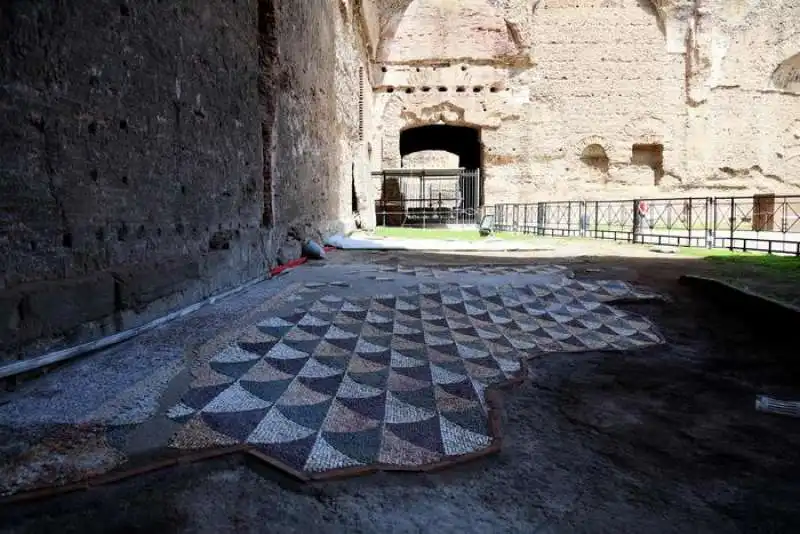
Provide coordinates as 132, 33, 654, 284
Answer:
373, 168, 482, 227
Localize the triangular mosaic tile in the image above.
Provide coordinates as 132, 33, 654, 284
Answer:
167, 268, 664, 476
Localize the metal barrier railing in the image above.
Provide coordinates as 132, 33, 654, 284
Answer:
373, 168, 482, 227
478, 195, 800, 255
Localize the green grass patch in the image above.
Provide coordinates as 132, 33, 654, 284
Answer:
691, 251, 800, 307
677, 247, 751, 258
706, 253, 800, 275
676, 247, 800, 270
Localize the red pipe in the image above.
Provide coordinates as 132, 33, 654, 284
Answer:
269, 257, 307, 276
268, 246, 336, 277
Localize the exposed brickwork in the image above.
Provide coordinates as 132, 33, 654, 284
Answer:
370, 0, 800, 203
402, 151, 459, 169
0, 0, 373, 361
2, 0, 799, 362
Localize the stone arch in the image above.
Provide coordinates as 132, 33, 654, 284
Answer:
375, 94, 407, 167
402, 150, 460, 169
400, 124, 482, 170
573, 136, 613, 162
398, 104, 487, 132
580, 144, 610, 174
383, 93, 494, 132
624, 115, 665, 146
377, 93, 495, 168
376, 93, 406, 131
573, 137, 611, 184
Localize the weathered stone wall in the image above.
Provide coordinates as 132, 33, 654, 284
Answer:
0, 0, 372, 361
522, 0, 687, 201
372, 0, 531, 201
332, 0, 377, 230
378, 0, 520, 63
682, 0, 800, 194
402, 151, 459, 169
370, 0, 800, 204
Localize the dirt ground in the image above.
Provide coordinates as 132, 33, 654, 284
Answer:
2, 246, 799, 533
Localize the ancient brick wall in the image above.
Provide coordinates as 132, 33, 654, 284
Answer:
378, 0, 519, 63
682, 0, 800, 194
522, 0, 686, 201
371, 0, 682, 204
0, 0, 372, 361
331, 0, 377, 229
372, 0, 530, 201
369, 0, 800, 205
402, 151, 459, 169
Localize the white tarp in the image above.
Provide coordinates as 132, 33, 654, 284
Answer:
324, 233, 549, 252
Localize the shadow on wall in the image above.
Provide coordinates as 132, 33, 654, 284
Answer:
635, 0, 666, 37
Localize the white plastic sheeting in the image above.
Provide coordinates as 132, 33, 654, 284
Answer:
324, 233, 548, 252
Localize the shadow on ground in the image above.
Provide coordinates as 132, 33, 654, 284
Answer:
2, 250, 799, 533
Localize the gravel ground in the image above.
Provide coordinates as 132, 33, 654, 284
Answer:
2, 243, 799, 533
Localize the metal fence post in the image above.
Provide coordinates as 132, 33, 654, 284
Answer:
580, 200, 586, 237
523, 204, 529, 234
421, 169, 427, 229
497, 204, 503, 230
537, 202, 545, 236
382, 171, 387, 227
513, 204, 519, 233
593, 201, 599, 238
708, 197, 715, 249
729, 197, 735, 251
781, 197, 788, 233
567, 202, 572, 237
687, 197, 693, 246
632, 199, 640, 244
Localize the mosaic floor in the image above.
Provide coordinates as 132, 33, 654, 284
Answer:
359, 264, 570, 280
167, 269, 664, 477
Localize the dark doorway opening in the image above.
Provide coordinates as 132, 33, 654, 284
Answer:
631, 143, 664, 185
400, 124, 482, 169
351, 162, 359, 213
580, 144, 610, 174
399, 124, 483, 209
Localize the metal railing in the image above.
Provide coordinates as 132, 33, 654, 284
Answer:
373, 168, 482, 227
486, 194, 800, 255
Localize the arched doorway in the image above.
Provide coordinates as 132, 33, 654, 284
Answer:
401, 150, 459, 169
580, 143, 610, 184
400, 124, 482, 170
399, 125, 483, 214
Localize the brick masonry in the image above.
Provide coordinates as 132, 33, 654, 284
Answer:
370, 0, 800, 203
402, 151, 459, 169
0, 0, 374, 361
1, 0, 799, 363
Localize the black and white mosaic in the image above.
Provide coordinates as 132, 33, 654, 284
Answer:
167, 274, 663, 476
361, 264, 571, 280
